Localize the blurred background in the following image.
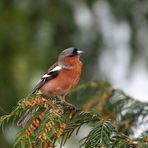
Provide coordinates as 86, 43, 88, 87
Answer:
0, 0, 148, 147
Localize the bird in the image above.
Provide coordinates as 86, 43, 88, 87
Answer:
17, 47, 84, 126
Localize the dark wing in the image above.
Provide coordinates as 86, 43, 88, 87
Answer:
32, 63, 61, 94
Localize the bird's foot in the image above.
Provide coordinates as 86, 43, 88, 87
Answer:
61, 101, 80, 113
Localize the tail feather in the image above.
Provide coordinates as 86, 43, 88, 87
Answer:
17, 107, 39, 127
17, 109, 32, 127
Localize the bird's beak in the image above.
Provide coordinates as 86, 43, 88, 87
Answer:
77, 50, 85, 55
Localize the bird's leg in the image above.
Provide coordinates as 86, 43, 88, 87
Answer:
59, 95, 79, 112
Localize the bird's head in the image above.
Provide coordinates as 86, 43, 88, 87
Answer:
60, 47, 84, 57
58, 47, 84, 68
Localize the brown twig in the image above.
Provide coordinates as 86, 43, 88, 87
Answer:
112, 126, 140, 148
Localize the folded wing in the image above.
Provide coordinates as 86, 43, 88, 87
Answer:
32, 63, 61, 94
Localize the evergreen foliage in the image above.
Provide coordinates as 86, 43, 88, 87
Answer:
0, 81, 148, 147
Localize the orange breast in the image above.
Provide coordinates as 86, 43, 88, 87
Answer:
40, 60, 82, 97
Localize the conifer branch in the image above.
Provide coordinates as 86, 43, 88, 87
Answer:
0, 81, 148, 147
112, 126, 139, 148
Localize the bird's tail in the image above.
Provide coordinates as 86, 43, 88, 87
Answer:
17, 91, 41, 127
17, 106, 39, 127
17, 109, 32, 127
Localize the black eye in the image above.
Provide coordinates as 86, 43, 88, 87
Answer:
69, 48, 78, 57
72, 48, 78, 54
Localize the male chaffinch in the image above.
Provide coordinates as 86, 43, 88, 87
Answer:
17, 47, 84, 126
